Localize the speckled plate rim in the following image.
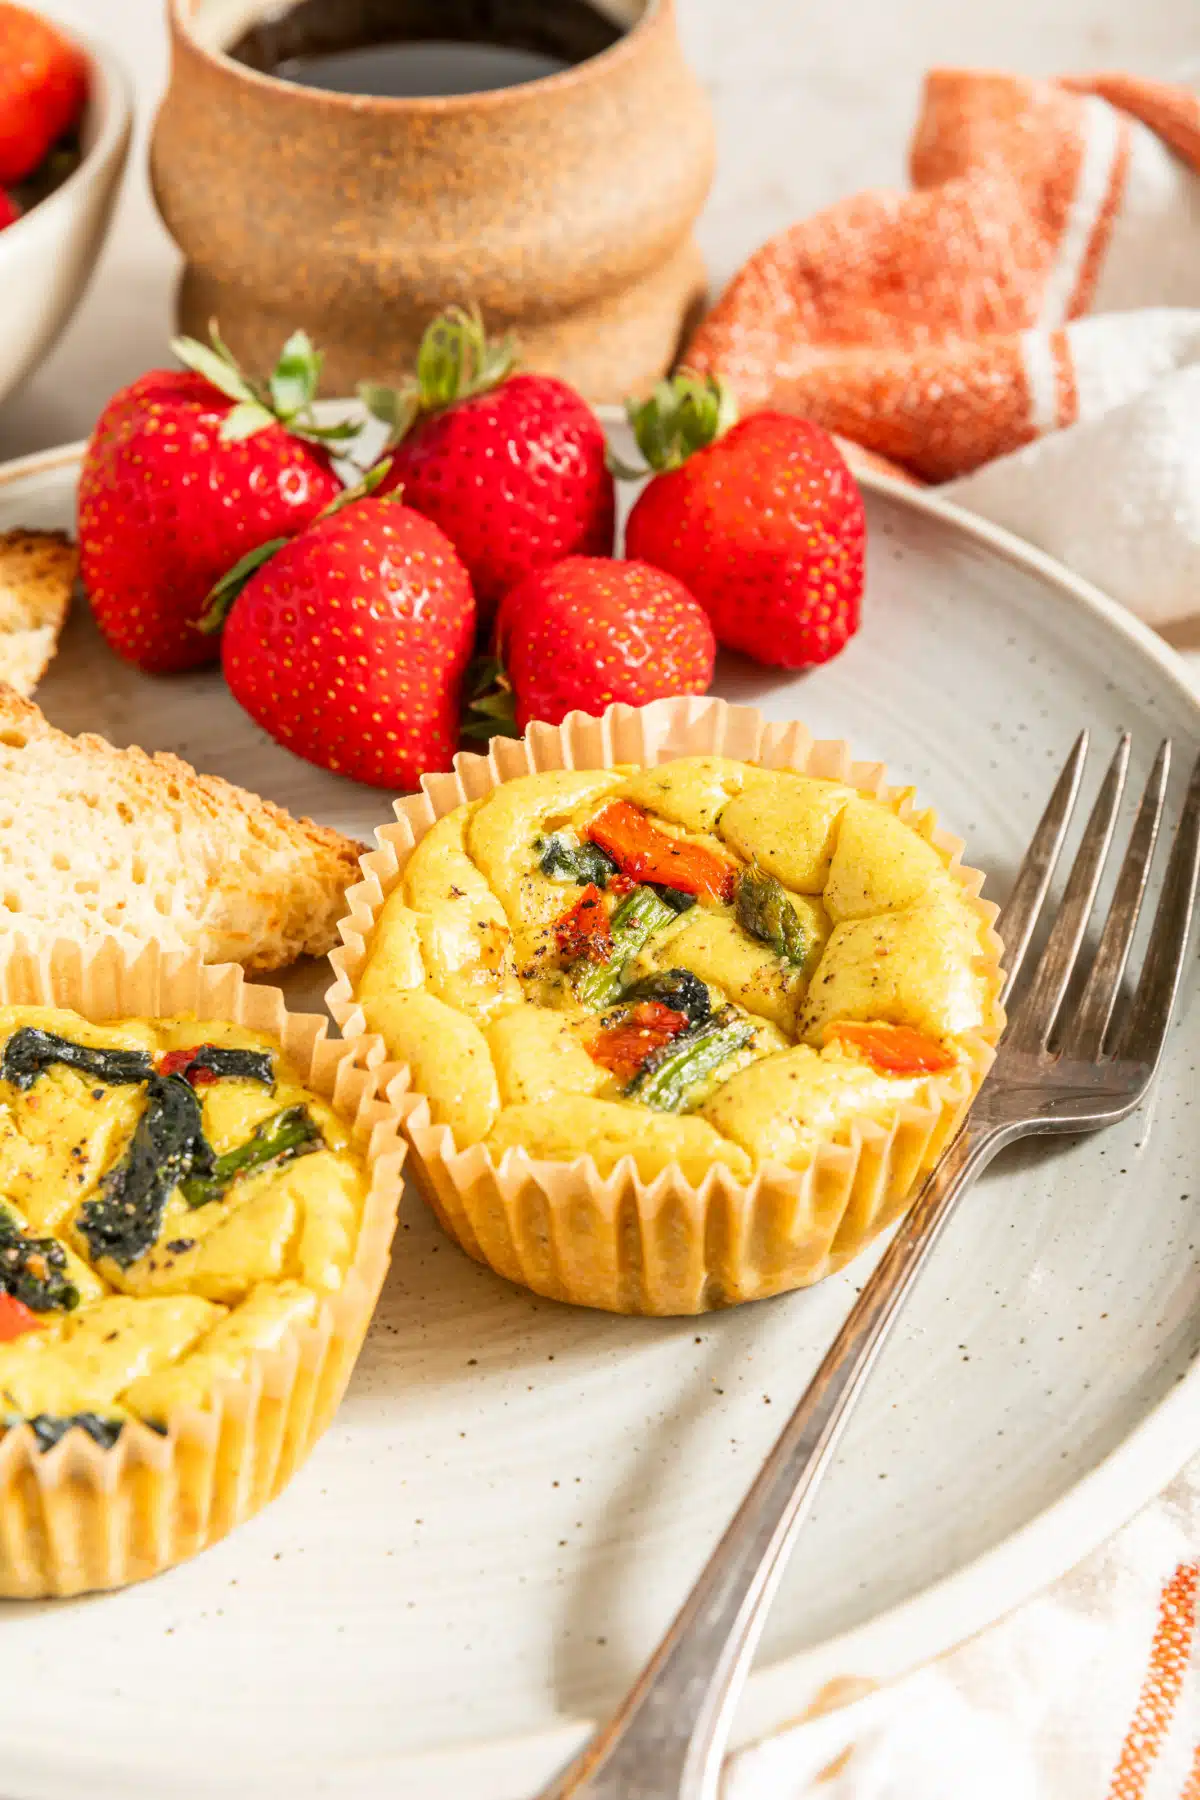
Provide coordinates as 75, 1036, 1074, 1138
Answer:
1, 436, 1198, 1795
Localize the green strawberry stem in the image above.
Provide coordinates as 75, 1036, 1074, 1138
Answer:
612, 370, 739, 479
359, 305, 518, 450
462, 654, 520, 740
171, 320, 363, 450
197, 458, 395, 634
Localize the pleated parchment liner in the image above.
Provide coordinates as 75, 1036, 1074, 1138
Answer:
0, 937, 405, 1598
329, 697, 1005, 1317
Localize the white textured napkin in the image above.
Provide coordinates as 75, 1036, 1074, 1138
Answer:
726, 1460, 1200, 1799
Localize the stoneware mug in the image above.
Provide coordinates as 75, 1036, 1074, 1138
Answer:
149, 0, 715, 401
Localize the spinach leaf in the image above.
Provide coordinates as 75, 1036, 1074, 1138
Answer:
618, 968, 713, 1029
649, 884, 698, 914
77, 1074, 214, 1268
0, 1206, 79, 1313
538, 834, 619, 888
27, 1413, 124, 1453
0, 1028, 152, 1092
162, 1045, 276, 1089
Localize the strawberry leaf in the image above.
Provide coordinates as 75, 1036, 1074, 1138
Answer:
359, 380, 421, 447
463, 656, 519, 739
314, 458, 393, 523
198, 538, 288, 633
620, 371, 738, 476
413, 306, 518, 413
605, 446, 649, 481
175, 320, 364, 453
291, 416, 364, 444
171, 335, 257, 406
268, 330, 322, 418
466, 655, 505, 698
219, 400, 277, 443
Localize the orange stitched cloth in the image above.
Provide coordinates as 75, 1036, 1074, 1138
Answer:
686, 71, 1200, 627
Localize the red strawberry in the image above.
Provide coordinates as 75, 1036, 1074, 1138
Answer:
471, 555, 714, 734
217, 486, 476, 790
621, 375, 866, 669
0, 188, 17, 230
78, 327, 356, 674
364, 308, 614, 620
0, 3, 87, 186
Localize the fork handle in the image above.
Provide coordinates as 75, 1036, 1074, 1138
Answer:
536, 1119, 1006, 1800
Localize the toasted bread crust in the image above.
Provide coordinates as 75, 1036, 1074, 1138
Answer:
0, 529, 77, 697
0, 687, 365, 971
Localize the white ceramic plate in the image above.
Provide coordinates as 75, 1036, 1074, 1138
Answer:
1, 441, 1199, 1800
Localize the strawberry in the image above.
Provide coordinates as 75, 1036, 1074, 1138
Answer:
363, 308, 615, 620
470, 555, 714, 735
78, 327, 357, 674
0, 3, 87, 186
214, 481, 476, 790
621, 375, 866, 669
0, 188, 17, 231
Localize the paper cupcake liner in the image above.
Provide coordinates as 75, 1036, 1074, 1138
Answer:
328, 697, 1004, 1316
0, 936, 405, 1597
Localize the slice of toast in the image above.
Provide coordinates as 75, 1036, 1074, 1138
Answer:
0, 529, 76, 696
0, 688, 364, 973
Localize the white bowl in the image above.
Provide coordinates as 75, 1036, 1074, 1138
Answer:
0, 23, 131, 407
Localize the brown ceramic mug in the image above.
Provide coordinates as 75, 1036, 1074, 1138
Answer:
150, 0, 715, 401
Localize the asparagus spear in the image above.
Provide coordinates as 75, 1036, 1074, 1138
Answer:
573, 886, 678, 1010
180, 1104, 323, 1209
626, 1006, 755, 1112
735, 861, 811, 967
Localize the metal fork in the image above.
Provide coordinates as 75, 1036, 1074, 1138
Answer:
535, 731, 1200, 1800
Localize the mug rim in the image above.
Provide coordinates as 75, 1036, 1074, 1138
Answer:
168, 0, 665, 114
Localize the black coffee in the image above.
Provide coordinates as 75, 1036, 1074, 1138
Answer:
227, 0, 625, 99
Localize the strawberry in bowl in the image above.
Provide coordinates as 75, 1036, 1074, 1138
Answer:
0, 2, 88, 217
0, 10, 130, 409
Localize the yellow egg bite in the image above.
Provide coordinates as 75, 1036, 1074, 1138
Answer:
0, 1005, 369, 1448
355, 756, 1001, 1183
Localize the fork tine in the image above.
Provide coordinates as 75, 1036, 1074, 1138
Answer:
1061, 740, 1171, 1056
1007, 733, 1131, 1050
1117, 747, 1200, 1070
997, 731, 1090, 1007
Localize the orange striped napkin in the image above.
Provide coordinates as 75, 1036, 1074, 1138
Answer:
725, 1464, 1200, 1798
686, 69, 1200, 629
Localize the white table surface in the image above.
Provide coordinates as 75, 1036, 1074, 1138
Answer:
1, 0, 1194, 462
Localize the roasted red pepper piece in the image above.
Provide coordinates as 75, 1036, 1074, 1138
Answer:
587, 1001, 690, 1083
826, 1021, 956, 1075
585, 800, 737, 903
158, 1048, 219, 1085
554, 884, 613, 964
0, 1293, 42, 1342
